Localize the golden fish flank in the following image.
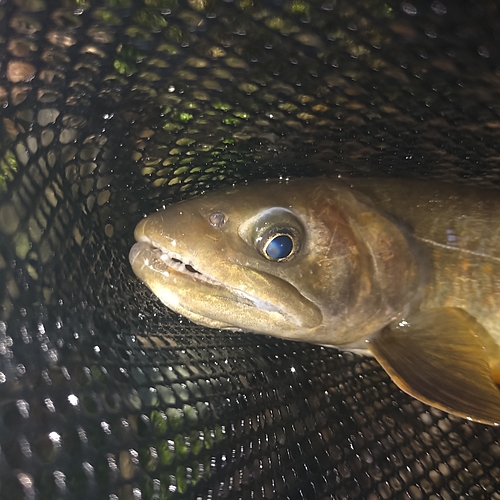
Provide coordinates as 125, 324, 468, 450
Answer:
130, 177, 500, 425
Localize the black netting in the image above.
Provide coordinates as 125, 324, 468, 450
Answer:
1, 0, 500, 498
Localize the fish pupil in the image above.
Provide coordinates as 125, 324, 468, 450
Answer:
265, 234, 294, 260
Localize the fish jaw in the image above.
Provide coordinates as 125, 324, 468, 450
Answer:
129, 237, 323, 335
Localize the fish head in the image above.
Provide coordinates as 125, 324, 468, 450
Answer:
130, 179, 420, 345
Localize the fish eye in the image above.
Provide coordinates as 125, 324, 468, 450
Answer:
258, 229, 298, 262
238, 207, 305, 262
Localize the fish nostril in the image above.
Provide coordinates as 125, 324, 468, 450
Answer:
209, 211, 226, 227
172, 258, 182, 264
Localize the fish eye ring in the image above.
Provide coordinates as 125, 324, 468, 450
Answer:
260, 230, 298, 262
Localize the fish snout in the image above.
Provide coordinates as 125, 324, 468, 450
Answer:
133, 217, 148, 242
129, 241, 150, 268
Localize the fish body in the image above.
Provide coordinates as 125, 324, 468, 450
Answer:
130, 178, 500, 424
349, 179, 500, 346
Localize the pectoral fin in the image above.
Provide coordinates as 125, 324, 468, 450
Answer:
366, 308, 500, 425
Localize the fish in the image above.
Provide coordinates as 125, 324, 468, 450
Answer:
129, 177, 500, 425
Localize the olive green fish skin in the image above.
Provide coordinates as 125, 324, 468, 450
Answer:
347, 179, 500, 346
130, 177, 500, 424
130, 178, 422, 347
130, 178, 500, 347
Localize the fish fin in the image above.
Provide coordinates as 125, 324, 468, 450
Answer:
366, 308, 500, 425
490, 362, 500, 387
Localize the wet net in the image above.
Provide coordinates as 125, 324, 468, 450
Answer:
1, 0, 500, 498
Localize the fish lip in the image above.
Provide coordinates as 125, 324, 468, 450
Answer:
132, 235, 215, 284
131, 236, 284, 313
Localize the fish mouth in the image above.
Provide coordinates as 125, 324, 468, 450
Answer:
130, 239, 215, 284
129, 236, 228, 286
129, 238, 282, 312
129, 236, 323, 332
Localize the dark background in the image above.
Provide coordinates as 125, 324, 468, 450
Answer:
1, 0, 500, 498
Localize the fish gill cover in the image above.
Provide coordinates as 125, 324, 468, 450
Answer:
0, 0, 500, 498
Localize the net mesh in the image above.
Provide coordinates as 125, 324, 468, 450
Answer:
1, 0, 500, 498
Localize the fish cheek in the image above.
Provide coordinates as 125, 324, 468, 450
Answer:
307, 223, 366, 311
